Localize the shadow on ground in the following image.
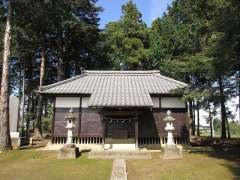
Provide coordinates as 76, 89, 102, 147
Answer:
189, 147, 240, 179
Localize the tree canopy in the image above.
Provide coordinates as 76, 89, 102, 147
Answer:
103, 0, 150, 70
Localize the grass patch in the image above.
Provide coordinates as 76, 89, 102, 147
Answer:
0, 150, 112, 180
127, 150, 240, 180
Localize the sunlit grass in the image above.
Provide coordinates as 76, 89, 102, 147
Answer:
127, 149, 240, 180
0, 150, 112, 180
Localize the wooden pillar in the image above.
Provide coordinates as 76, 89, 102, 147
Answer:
78, 97, 82, 137
51, 97, 56, 142
102, 116, 105, 149
135, 115, 139, 149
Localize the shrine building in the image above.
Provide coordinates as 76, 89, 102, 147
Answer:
39, 70, 189, 150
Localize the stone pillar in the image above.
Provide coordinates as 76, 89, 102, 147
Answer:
9, 96, 20, 148
162, 110, 182, 159
163, 110, 176, 146
58, 108, 80, 159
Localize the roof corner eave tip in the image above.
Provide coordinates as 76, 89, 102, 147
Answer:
33, 89, 41, 94
153, 70, 161, 74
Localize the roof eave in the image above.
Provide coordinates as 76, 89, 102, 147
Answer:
88, 105, 153, 108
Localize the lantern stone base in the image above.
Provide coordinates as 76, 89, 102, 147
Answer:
58, 146, 80, 159
162, 145, 182, 160
64, 143, 76, 148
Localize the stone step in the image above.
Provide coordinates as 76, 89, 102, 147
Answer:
88, 151, 152, 159
110, 159, 127, 180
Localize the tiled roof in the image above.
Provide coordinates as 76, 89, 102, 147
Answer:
40, 70, 187, 107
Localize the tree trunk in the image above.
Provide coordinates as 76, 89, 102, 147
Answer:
218, 76, 227, 139
26, 95, 30, 140
189, 100, 195, 135
208, 104, 213, 138
57, 30, 65, 82
44, 99, 48, 117
20, 64, 25, 138
31, 94, 35, 129
238, 70, 240, 123
17, 60, 22, 133
196, 101, 200, 136
35, 48, 45, 136
0, 0, 12, 150
226, 118, 231, 139
192, 100, 196, 135
57, 57, 65, 82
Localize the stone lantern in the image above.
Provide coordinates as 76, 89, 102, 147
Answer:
163, 110, 176, 146
58, 108, 79, 159
162, 110, 182, 159
64, 108, 76, 147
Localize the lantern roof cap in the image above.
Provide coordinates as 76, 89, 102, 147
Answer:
163, 110, 176, 122
65, 108, 76, 119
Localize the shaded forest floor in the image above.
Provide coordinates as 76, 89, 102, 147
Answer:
127, 148, 240, 180
0, 150, 112, 180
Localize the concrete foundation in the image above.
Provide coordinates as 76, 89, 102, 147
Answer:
162, 145, 182, 159
58, 147, 80, 159
43, 142, 103, 151
104, 143, 136, 150
10, 132, 20, 148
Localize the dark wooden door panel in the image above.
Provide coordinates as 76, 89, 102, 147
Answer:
112, 129, 128, 139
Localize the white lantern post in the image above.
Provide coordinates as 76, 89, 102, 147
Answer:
58, 107, 79, 159
162, 110, 182, 159
64, 108, 76, 147
163, 110, 176, 146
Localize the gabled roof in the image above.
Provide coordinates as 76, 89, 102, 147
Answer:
39, 70, 187, 107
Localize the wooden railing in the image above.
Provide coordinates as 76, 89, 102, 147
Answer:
52, 136, 103, 144
138, 136, 189, 145
52, 136, 189, 145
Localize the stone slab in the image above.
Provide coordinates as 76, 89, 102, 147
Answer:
9, 96, 19, 132
104, 143, 135, 150
58, 147, 80, 159
110, 159, 127, 180
10, 132, 20, 148
11, 137, 20, 148
163, 145, 183, 159
88, 150, 151, 159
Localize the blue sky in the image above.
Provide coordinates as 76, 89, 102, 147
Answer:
97, 0, 173, 29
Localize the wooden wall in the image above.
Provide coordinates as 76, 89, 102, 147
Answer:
54, 108, 80, 136
53, 108, 103, 136
53, 107, 189, 138
80, 108, 103, 136
138, 109, 189, 138
53, 95, 189, 138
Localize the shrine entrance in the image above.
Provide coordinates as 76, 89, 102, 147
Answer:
103, 114, 138, 149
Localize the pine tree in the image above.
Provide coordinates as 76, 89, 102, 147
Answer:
103, 0, 150, 70
0, 0, 12, 150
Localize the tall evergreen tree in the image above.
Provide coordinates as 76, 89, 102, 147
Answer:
149, 0, 240, 138
103, 0, 150, 70
12, 0, 103, 136
0, 0, 12, 150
